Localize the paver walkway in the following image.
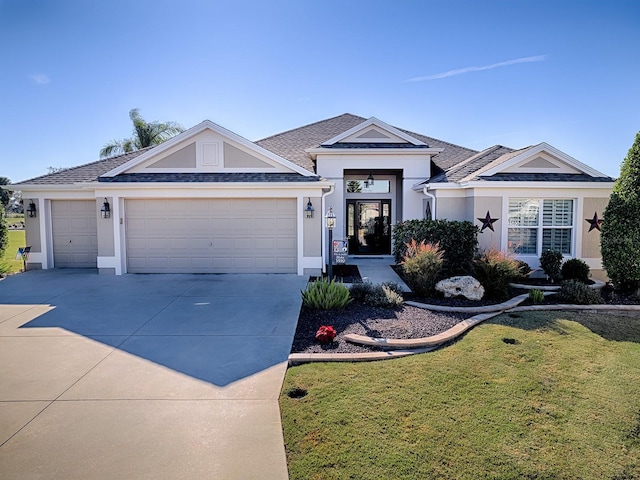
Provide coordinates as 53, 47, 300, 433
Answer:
0, 270, 306, 480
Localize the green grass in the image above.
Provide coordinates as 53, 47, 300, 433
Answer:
280, 310, 640, 479
1, 229, 26, 274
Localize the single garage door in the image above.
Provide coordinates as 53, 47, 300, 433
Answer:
51, 200, 98, 268
126, 198, 297, 273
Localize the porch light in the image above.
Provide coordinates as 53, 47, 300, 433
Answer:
305, 198, 315, 218
100, 198, 111, 219
325, 207, 336, 280
325, 207, 336, 229
27, 200, 37, 218
365, 171, 375, 188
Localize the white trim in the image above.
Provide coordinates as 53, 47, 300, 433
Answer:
477, 143, 608, 179
307, 147, 442, 156
319, 117, 427, 146
97, 256, 118, 269
102, 120, 316, 177
428, 180, 615, 190
300, 256, 323, 271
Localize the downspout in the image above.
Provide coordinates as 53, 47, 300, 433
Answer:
321, 184, 335, 274
422, 185, 436, 220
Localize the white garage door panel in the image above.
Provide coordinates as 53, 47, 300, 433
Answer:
51, 200, 98, 268
126, 199, 297, 273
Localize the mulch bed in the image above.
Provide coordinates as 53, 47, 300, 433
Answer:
293, 265, 640, 355
291, 301, 468, 354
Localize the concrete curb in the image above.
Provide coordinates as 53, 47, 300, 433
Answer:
405, 293, 530, 313
343, 312, 503, 349
288, 347, 437, 365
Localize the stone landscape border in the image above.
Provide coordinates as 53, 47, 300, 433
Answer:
288, 294, 640, 365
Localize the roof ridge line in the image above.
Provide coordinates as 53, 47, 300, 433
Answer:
255, 113, 366, 142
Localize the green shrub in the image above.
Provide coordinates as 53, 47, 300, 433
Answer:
301, 278, 352, 310
472, 248, 521, 300
557, 280, 604, 305
401, 240, 444, 296
561, 258, 591, 284
528, 289, 545, 304
515, 260, 532, 280
393, 219, 478, 275
349, 281, 404, 307
540, 249, 563, 282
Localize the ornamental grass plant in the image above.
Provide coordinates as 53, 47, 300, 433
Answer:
400, 240, 444, 297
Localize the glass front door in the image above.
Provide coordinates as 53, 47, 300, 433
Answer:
347, 200, 391, 254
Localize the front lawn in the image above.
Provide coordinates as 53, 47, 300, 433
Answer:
1, 229, 26, 274
280, 310, 640, 479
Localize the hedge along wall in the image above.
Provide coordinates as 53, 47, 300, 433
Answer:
393, 219, 479, 275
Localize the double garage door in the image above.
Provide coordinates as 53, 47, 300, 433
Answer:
125, 198, 297, 273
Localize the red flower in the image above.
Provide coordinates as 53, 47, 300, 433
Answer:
315, 325, 337, 344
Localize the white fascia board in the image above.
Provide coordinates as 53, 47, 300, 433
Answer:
459, 180, 615, 190
307, 147, 443, 156
479, 142, 608, 178
102, 120, 315, 178
93, 181, 334, 192
319, 117, 427, 146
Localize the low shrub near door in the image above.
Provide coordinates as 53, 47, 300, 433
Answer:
301, 278, 352, 310
349, 281, 404, 308
561, 258, 591, 283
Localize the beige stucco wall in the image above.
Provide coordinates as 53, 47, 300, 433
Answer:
474, 196, 503, 251
437, 197, 467, 221
24, 212, 41, 253
303, 197, 322, 257
581, 197, 608, 259
224, 142, 274, 168
97, 197, 115, 256
147, 142, 196, 168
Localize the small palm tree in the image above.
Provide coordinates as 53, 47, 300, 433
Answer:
100, 109, 184, 158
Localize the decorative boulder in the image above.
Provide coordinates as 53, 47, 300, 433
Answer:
435, 276, 485, 301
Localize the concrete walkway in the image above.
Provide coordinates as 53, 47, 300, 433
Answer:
0, 270, 307, 480
349, 256, 410, 291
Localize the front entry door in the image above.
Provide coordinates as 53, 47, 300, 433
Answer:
347, 200, 391, 254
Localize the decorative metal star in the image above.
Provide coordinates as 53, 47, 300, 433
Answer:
586, 211, 603, 232
478, 210, 498, 232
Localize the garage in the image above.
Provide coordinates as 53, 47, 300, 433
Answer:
51, 200, 99, 268
125, 198, 297, 273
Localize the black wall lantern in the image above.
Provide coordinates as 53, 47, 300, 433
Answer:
364, 172, 375, 188
305, 198, 315, 218
100, 198, 111, 219
27, 200, 37, 218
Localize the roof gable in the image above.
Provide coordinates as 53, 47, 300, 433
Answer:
103, 120, 314, 178
478, 143, 608, 179
320, 117, 426, 146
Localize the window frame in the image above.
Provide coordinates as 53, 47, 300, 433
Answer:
507, 198, 575, 257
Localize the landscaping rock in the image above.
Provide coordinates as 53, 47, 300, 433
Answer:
436, 276, 485, 300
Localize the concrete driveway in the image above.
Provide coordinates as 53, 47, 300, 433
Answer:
0, 269, 306, 479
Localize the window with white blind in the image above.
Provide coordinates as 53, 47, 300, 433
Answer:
507, 199, 574, 255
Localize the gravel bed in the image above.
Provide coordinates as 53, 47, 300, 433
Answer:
291, 302, 469, 354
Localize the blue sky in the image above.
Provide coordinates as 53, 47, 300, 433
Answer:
1, 0, 638, 183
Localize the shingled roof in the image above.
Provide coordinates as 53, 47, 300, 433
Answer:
14, 148, 152, 185
429, 145, 520, 183
255, 113, 478, 173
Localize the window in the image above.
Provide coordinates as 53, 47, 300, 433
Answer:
345, 179, 391, 194
508, 199, 574, 255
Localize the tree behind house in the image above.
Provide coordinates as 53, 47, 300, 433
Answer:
100, 109, 184, 158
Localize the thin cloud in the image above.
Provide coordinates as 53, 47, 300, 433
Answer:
28, 74, 50, 85
404, 55, 547, 82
